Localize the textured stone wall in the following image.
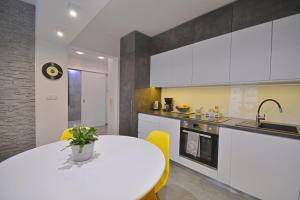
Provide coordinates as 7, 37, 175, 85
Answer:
0, 0, 35, 161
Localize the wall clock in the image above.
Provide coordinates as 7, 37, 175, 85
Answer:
42, 62, 63, 80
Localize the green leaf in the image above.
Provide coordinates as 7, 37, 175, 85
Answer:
68, 125, 98, 153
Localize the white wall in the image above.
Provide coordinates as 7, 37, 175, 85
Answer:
34, 0, 120, 144
107, 57, 119, 134
35, 39, 68, 146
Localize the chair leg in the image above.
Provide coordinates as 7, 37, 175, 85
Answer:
155, 192, 160, 200
140, 188, 155, 200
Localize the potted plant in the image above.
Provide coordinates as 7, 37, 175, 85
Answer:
69, 125, 98, 162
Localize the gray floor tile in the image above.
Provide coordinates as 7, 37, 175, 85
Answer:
160, 163, 258, 200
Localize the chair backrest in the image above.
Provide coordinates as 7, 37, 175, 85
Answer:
146, 130, 170, 193
60, 128, 73, 141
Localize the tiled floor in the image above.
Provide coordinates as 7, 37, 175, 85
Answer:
160, 162, 258, 200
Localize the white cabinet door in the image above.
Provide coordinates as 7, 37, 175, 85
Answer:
158, 117, 180, 161
217, 128, 232, 185
150, 52, 171, 87
230, 129, 300, 200
138, 120, 160, 139
230, 22, 272, 83
271, 14, 300, 81
138, 114, 160, 139
138, 114, 180, 162
150, 45, 193, 87
168, 45, 193, 86
192, 33, 231, 85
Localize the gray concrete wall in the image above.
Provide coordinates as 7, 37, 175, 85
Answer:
151, 0, 300, 55
0, 0, 35, 161
119, 31, 161, 137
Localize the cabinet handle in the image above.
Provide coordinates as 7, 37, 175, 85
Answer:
182, 131, 211, 139
298, 188, 300, 200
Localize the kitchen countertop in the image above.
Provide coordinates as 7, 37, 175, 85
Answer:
139, 111, 300, 140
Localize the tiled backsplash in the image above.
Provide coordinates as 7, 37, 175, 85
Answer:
161, 84, 300, 125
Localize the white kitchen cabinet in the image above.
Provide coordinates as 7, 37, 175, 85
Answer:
150, 45, 193, 87
150, 52, 171, 87
217, 128, 232, 185
138, 113, 160, 139
229, 128, 300, 200
230, 22, 272, 83
192, 33, 231, 85
138, 114, 180, 161
271, 14, 300, 81
138, 120, 160, 139
168, 45, 193, 86
158, 117, 180, 161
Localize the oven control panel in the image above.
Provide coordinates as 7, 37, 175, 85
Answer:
181, 120, 219, 135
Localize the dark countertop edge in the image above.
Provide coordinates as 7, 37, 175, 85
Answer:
219, 123, 300, 140
139, 111, 300, 141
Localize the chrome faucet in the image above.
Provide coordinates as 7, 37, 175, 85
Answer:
256, 99, 283, 126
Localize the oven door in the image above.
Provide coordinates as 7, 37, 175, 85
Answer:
180, 128, 218, 168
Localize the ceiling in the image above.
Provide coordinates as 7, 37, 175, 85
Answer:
68, 46, 108, 65
35, 0, 111, 45
71, 0, 235, 56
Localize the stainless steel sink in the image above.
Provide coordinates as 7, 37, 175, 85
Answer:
236, 121, 299, 133
258, 122, 298, 133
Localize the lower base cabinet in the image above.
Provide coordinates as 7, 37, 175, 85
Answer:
138, 113, 218, 178
139, 114, 300, 200
138, 114, 180, 161
219, 128, 300, 200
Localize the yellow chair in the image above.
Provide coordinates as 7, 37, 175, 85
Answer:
143, 130, 170, 200
60, 128, 73, 141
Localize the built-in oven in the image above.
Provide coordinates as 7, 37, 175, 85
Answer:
180, 120, 219, 169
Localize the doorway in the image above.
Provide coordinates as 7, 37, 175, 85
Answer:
68, 69, 107, 134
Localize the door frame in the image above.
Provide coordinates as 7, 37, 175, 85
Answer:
67, 56, 119, 134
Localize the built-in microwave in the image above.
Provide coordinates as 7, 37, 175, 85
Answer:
180, 121, 219, 169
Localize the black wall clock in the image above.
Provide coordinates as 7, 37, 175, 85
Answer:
42, 62, 63, 80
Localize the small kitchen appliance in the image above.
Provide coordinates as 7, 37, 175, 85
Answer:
152, 101, 162, 110
163, 98, 173, 112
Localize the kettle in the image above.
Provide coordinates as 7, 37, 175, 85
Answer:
152, 101, 162, 110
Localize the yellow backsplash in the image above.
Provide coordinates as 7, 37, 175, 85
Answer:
161, 84, 300, 125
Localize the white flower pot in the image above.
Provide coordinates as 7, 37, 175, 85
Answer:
71, 142, 94, 162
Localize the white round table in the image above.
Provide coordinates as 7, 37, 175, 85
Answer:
0, 135, 165, 200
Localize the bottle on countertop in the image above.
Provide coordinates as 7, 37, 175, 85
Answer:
195, 106, 204, 117
206, 106, 222, 118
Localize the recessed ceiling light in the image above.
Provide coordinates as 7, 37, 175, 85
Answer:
75, 51, 84, 55
98, 56, 105, 60
69, 9, 77, 17
57, 31, 64, 37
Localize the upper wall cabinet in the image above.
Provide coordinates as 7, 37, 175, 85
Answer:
192, 33, 231, 85
230, 22, 272, 83
150, 51, 171, 87
271, 14, 300, 81
150, 14, 300, 88
150, 45, 193, 87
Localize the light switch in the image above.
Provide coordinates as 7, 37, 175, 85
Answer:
46, 95, 58, 100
